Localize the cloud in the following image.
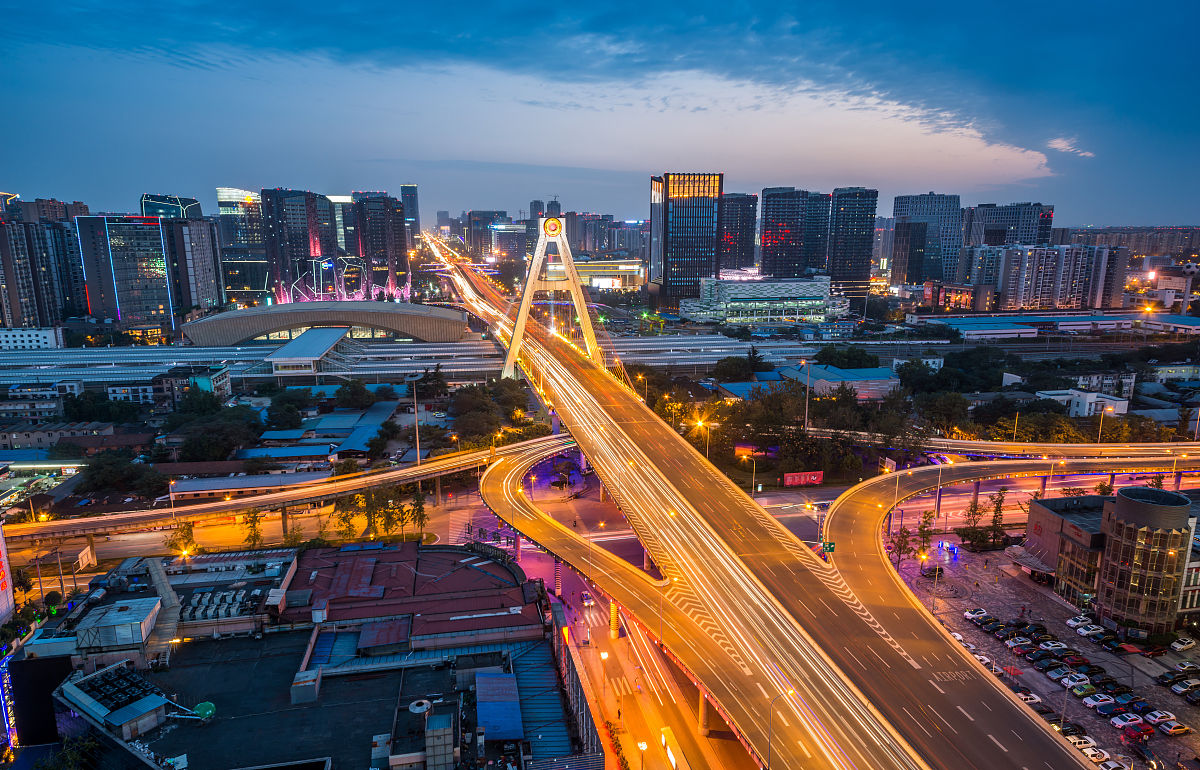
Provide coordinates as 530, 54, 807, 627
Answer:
1047, 137, 1096, 158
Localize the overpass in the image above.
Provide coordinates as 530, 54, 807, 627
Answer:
430, 230, 1103, 770
181, 300, 470, 345
809, 428, 1200, 458
6, 435, 571, 543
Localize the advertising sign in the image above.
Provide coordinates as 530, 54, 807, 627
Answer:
784, 471, 824, 487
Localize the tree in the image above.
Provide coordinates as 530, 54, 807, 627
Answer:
163, 522, 198, 555
712, 355, 754, 382
78, 452, 167, 499
888, 526, 916, 569
814, 345, 880, 369
11, 568, 32, 598
1094, 480, 1114, 495
381, 491, 408, 537
746, 345, 773, 372
374, 384, 397, 400
962, 498, 985, 531
283, 520, 305, 548
914, 392, 970, 437
416, 365, 449, 399
411, 489, 428, 539
176, 388, 222, 416
333, 497, 358, 539
336, 379, 376, 409
454, 409, 502, 439
989, 487, 1008, 546
332, 458, 360, 476
43, 590, 62, 608
1148, 474, 1165, 489
1178, 405, 1196, 439
242, 508, 264, 549
267, 403, 303, 430
62, 391, 140, 423
916, 510, 936, 557
1060, 487, 1087, 497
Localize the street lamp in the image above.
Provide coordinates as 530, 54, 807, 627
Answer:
697, 420, 710, 458
742, 454, 757, 494
529, 474, 537, 500
799, 359, 812, 431
451, 433, 460, 452
637, 741, 648, 770
1096, 405, 1114, 443
599, 651, 609, 698
934, 460, 953, 524
766, 688, 795, 770
636, 373, 647, 402
169, 479, 177, 521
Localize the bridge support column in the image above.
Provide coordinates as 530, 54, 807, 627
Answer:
578, 449, 588, 473
934, 486, 943, 519
971, 480, 981, 507
86, 533, 96, 554
279, 507, 289, 539
553, 558, 562, 597
697, 692, 711, 736
642, 548, 654, 573
1040, 475, 1049, 496
609, 601, 620, 640
1108, 473, 1116, 489
599, 483, 606, 503
1175, 471, 1183, 491
513, 533, 522, 562
435, 476, 443, 507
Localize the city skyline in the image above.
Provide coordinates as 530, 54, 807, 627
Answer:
2, 3, 1197, 225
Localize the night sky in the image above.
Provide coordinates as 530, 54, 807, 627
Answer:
4, 1, 1197, 225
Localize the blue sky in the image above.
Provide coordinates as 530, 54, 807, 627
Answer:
3, 1, 1197, 225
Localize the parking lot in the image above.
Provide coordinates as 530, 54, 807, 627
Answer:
904, 541, 1200, 769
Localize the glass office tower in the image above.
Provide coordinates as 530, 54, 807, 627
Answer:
648, 173, 723, 311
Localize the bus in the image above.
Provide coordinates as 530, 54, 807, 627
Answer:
659, 727, 691, 770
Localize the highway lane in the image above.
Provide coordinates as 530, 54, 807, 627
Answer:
6, 435, 571, 542
826, 455, 1200, 770
811, 428, 1199, 458
433, 236, 1095, 769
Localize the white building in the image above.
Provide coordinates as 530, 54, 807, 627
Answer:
0, 327, 64, 350
107, 384, 156, 404
679, 275, 846, 324
1034, 388, 1129, 418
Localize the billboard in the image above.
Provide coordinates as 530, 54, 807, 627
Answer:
784, 471, 824, 487
0, 525, 13, 624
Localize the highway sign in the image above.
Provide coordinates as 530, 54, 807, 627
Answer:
822, 542, 836, 553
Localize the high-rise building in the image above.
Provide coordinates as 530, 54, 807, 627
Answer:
75, 216, 175, 329
891, 220, 928, 285
0, 220, 84, 326
965, 244, 1129, 311
216, 187, 268, 305
141, 194, 203, 219
399, 184, 420, 245
490, 222, 526, 266
962, 202, 1054, 249
545, 199, 561, 217
260, 188, 339, 302
804, 193, 831, 271
529, 200, 545, 219
892, 192, 962, 281
352, 192, 408, 299
160, 218, 223, 311
718, 193, 757, 270
14, 198, 89, 223
828, 187, 878, 304
648, 172, 723, 311
874, 217, 895, 274
759, 187, 807, 278
465, 211, 506, 258
0, 193, 20, 216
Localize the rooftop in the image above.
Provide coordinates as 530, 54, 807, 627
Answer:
264, 327, 351, 363
172, 471, 330, 494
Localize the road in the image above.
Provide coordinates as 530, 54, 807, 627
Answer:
810, 428, 1200, 459
4, 435, 571, 543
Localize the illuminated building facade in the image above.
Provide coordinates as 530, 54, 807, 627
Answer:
141, 194, 203, 219
891, 220, 928, 284
963, 202, 1054, 249
399, 184, 420, 246
217, 187, 268, 305
75, 216, 175, 330
892, 192, 962, 281
353, 192, 408, 299
828, 187, 879, 304
760, 187, 806, 278
160, 218, 223, 310
648, 172, 723, 311
719, 193, 757, 270
0, 220, 82, 326
260, 188, 339, 303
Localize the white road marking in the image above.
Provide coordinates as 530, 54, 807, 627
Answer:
928, 679, 945, 694
957, 705, 975, 722
988, 734, 1008, 752
902, 707, 933, 737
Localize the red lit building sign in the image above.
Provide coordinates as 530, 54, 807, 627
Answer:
784, 471, 823, 487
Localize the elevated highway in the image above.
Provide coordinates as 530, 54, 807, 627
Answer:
809, 428, 1199, 458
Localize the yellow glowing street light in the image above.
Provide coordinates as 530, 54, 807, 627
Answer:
767, 688, 797, 769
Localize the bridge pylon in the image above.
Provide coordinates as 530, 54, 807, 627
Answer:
501, 217, 601, 379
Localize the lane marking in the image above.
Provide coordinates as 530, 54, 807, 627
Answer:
931, 707, 958, 734
956, 705, 975, 722
927, 679, 945, 695
988, 734, 1008, 752
902, 706, 933, 737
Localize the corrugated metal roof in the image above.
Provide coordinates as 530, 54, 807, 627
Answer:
476, 672, 524, 739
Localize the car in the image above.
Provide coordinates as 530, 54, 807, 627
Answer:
996, 627, 1021, 640
1129, 700, 1156, 716
1158, 720, 1191, 735
1114, 693, 1144, 706
1012, 644, 1037, 656
432, 411, 446, 419
1067, 615, 1092, 628
1100, 683, 1132, 696
1186, 689, 1200, 706
982, 621, 1006, 633
1123, 723, 1155, 741
987, 663, 1005, 676
963, 608, 989, 620
921, 566, 945, 579
1008, 683, 1032, 694
972, 614, 998, 626
1046, 666, 1072, 680
1072, 684, 1097, 698
1083, 694, 1115, 708
1022, 623, 1047, 635
1005, 636, 1031, 648
1096, 761, 1132, 770
1032, 703, 1055, 716
1080, 747, 1110, 763
1027, 650, 1059, 663
1097, 703, 1129, 717
1061, 673, 1090, 688
1066, 734, 1096, 749
960, 641, 977, 652
1157, 671, 1190, 686
1040, 641, 1068, 651
580, 591, 595, 607
1142, 645, 1168, 658
1077, 624, 1105, 637
1062, 655, 1091, 667
1090, 676, 1118, 690
1172, 637, 1196, 651
1172, 678, 1200, 694
1092, 632, 1117, 645
1077, 664, 1105, 676
1059, 722, 1086, 737
1018, 692, 1042, 705
1174, 661, 1200, 673
974, 654, 992, 667
1110, 713, 1142, 729
1144, 710, 1175, 725
950, 631, 963, 642
1034, 658, 1062, 672
1029, 633, 1057, 644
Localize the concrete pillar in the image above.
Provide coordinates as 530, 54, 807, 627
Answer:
579, 449, 589, 473
435, 476, 443, 507
934, 486, 943, 519
1175, 471, 1183, 492
86, 533, 96, 554
697, 692, 711, 736
599, 483, 606, 503
971, 480, 981, 507
280, 506, 289, 538
1108, 473, 1116, 490
554, 558, 562, 597
609, 601, 620, 640
642, 548, 654, 572
513, 532, 522, 562
1040, 475, 1049, 496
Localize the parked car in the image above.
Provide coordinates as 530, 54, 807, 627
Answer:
1096, 761, 1131, 770
1083, 694, 1115, 709
1062, 655, 1091, 667
972, 614, 998, 626
1027, 650, 1059, 663
1144, 710, 1175, 725
1040, 641, 1069, 652
1018, 692, 1042, 705
1129, 701, 1156, 716
1061, 673, 1090, 689
1110, 714, 1143, 729
1066, 735, 1096, 749
1186, 689, 1200, 706
1171, 678, 1200, 695
1097, 704, 1129, 717
1067, 615, 1092, 628
1174, 661, 1200, 673
1077, 624, 1105, 637
1171, 637, 1196, 652
1142, 645, 1168, 658
1114, 693, 1144, 706
1072, 684, 1097, 698
1045, 666, 1073, 681
1076, 664, 1105, 676
1034, 658, 1062, 672
921, 566, 945, 579
1005, 636, 1031, 649
1158, 720, 1191, 736
1080, 747, 1110, 764
1099, 683, 1132, 696
974, 654, 992, 667
1059, 722, 1086, 737
963, 608, 989, 621
1157, 671, 1190, 686
1032, 703, 1055, 716
1092, 633, 1117, 646
1012, 644, 1037, 656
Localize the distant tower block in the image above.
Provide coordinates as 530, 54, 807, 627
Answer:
501, 216, 601, 379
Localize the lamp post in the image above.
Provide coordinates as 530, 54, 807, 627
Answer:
529, 474, 537, 500
637, 741, 648, 769
800, 359, 812, 431
451, 433, 460, 452
637, 373, 647, 402
742, 454, 757, 494
169, 479, 177, 521
1096, 405, 1114, 443
697, 420, 710, 458
599, 650, 609, 699
766, 688, 795, 770
934, 461, 953, 524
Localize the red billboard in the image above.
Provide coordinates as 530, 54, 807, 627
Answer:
784, 471, 824, 487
